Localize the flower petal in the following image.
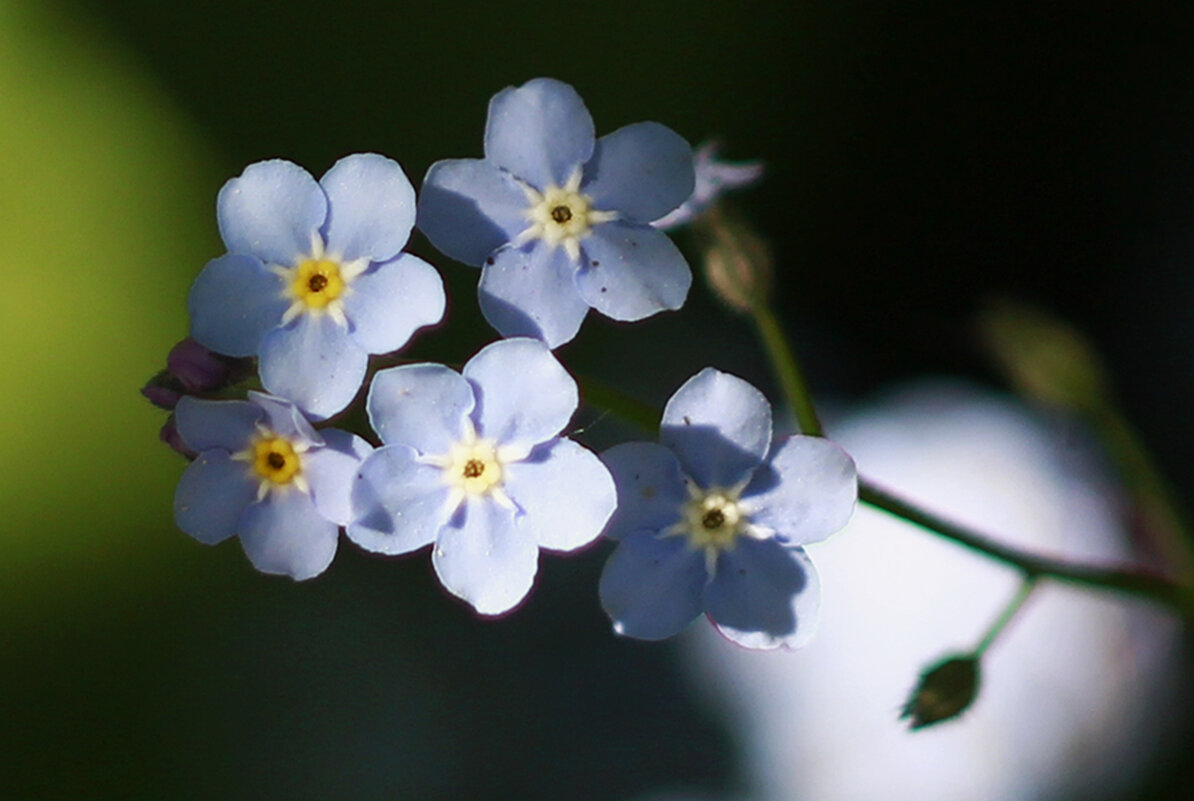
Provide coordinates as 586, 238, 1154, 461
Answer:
599, 442, 688, 541
462, 338, 577, 454
320, 153, 416, 263
347, 445, 453, 555
217, 159, 326, 266
174, 396, 261, 454
238, 490, 339, 580
366, 363, 474, 454
743, 436, 858, 546
417, 158, 529, 266
582, 122, 695, 223
344, 253, 445, 355
575, 222, 691, 321
258, 314, 368, 421
477, 243, 590, 348
598, 534, 706, 641
247, 391, 323, 446
703, 538, 821, 650
484, 77, 595, 189
661, 368, 772, 488
173, 451, 256, 545
431, 497, 538, 616
187, 253, 288, 357
303, 429, 373, 526
503, 438, 616, 552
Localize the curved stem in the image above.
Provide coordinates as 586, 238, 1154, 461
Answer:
860, 480, 1194, 615
751, 304, 823, 436
972, 577, 1037, 657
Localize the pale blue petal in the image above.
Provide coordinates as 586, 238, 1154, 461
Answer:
320, 153, 416, 263
258, 314, 368, 421
484, 77, 595, 189
344, 253, 445, 354
187, 253, 288, 357
304, 429, 373, 526
582, 122, 695, 223
366, 364, 474, 454
598, 534, 706, 641
217, 159, 326, 266
417, 158, 529, 265
503, 439, 616, 552
174, 396, 261, 453
238, 490, 339, 580
704, 539, 821, 650
247, 391, 322, 446
173, 451, 256, 545
347, 445, 453, 555
661, 368, 772, 488
599, 442, 688, 541
575, 223, 691, 321
743, 436, 858, 546
462, 338, 577, 453
477, 243, 589, 348
431, 497, 538, 616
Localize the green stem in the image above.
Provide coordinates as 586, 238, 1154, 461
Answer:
751, 304, 823, 436
972, 577, 1037, 657
860, 480, 1194, 615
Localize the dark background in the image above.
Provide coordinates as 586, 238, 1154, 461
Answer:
2, 1, 1191, 798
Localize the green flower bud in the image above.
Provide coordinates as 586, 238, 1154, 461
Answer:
900, 654, 981, 730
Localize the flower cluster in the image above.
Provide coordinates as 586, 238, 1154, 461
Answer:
147, 76, 856, 647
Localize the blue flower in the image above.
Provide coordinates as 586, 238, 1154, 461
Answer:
348, 338, 617, 615
598, 368, 857, 650
417, 77, 696, 348
172, 391, 372, 580
188, 154, 446, 419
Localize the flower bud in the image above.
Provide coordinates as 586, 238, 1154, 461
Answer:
696, 206, 773, 314
140, 381, 181, 410
900, 654, 981, 730
167, 337, 231, 393
977, 299, 1109, 413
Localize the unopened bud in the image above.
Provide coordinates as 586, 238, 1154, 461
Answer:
977, 299, 1109, 413
697, 207, 773, 314
141, 379, 181, 410
900, 654, 981, 730
167, 338, 232, 393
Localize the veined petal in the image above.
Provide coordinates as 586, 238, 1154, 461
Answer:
598, 534, 706, 641
484, 77, 595, 189
217, 159, 326, 267
320, 153, 416, 263
258, 314, 368, 421
582, 122, 695, 223
366, 363, 474, 454
417, 158, 529, 266
344, 253, 445, 355
174, 396, 261, 454
347, 445, 453, 556
661, 368, 772, 488
503, 439, 616, 552
462, 338, 577, 453
303, 429, 373, 526
599, 442, 688, 541
743, 436, 858, 546
704, 539, 821, 651
187, 253, 288, 357
238, 490, 339, 580
575, 222, 691, 322
173, 451, 256, 545
431, 497, 538, 616
477, 243, 589, 348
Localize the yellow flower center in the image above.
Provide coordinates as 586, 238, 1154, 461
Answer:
250, 435, 304, 486
681, 490, 746, 550
290, 258, 345, 310
515, 168, 618, 262
444, 439, 505, 497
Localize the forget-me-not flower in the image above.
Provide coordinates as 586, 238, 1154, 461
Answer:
189, 154, 445, 419
173, 391, 372, 580
417, 77, 696, 348
598, 368, 857, 650
348, 338, 617, 615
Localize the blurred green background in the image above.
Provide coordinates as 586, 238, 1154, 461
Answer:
2, 0, 1191, 798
